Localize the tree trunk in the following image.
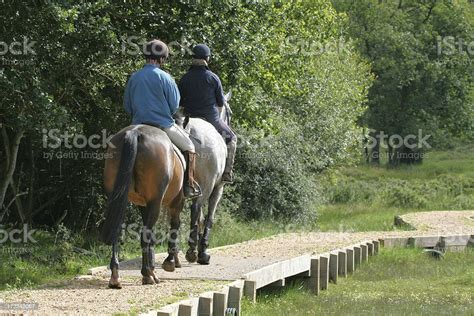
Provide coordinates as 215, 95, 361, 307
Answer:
0, 127, 25, 215
369, 131, 380, 165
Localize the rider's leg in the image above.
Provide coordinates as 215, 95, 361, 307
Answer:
163, 124, 202, 198
210, 119, 237, 183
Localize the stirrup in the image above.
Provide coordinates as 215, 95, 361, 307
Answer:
184, 182, 202, 198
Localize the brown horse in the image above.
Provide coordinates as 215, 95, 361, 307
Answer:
101, 124, 184, 289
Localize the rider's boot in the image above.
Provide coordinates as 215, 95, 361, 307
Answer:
183, 151, 202, 198
222, 138, 237, 184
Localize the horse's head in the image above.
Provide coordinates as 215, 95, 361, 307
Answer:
220, 91, 233, 126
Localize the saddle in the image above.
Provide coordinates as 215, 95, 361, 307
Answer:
141, 122, 186, 170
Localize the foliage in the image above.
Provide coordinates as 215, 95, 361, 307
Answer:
0, 0, 372, 228
333, 0, 474, 164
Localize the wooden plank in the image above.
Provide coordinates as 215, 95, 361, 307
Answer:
354, 246, 361, 268
307, 257, 320, 295
243, 254, 311, 289
382, 237, 409, 248
440, 235, 472, 247
319, 254, 330, 290
329, 253, 338, 284
213, 292, 227, 316
338, 250, 347, 277
408, 236, 441, 248
346, 248, 355, 273
243, 280, 256, 303
227, 286, 242, 316
361, 244, 368, 263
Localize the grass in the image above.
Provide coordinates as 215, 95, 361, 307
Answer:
317, 144, 474, 231
0, 144, 472, 290
242, 247, 474, 315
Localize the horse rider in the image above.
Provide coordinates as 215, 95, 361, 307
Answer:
123, 39, 202, 198
178, 44, 237, 183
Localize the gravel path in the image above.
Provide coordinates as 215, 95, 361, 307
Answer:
1, 210, 472, 315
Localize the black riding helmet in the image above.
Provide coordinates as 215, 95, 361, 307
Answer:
192, 44, 211, 59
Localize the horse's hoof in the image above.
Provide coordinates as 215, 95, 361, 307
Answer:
108, 279, 122, 289
185, 249, 198, 263
162, 260, 176, 272
197, 253, 210, 265
142, 276, 156, 285
175, 257, 182, 268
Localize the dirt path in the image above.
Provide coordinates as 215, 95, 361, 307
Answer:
1, 210, 473, 315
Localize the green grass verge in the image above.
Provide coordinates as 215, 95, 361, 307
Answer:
242, 247, 474, 315
1, 144, 472, 290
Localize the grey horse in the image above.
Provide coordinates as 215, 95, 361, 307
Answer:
184, 92, 233, 265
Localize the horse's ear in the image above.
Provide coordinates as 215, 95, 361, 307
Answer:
224, 91, 232, 102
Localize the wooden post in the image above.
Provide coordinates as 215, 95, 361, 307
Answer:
178, 303, 192, 316
198, 294, 213, 316
354, 246, 361, 268
361, 244, 368, 263
307, 257, 320, 295
243, 280, 256, 303
227, 286, 242, 316
213, 292, 227, 316
338, 250, 347, 277
329, 253, 338, 284
346, 247, 355, 273
319, 254, 329, 290
373, 240, 380, 255
367, 242, 374, 256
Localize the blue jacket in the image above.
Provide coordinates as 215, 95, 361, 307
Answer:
124, 64, 180, 128
178, 65, 225, 122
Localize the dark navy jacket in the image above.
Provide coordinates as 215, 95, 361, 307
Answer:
178, 65, 225, 122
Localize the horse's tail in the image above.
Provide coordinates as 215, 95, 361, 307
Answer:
101, 129, 139, 245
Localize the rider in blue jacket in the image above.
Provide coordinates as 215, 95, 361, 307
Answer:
124, 39, 202, 198
178, 44, 237, 183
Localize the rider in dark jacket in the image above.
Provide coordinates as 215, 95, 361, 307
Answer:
178, 44, 237, 183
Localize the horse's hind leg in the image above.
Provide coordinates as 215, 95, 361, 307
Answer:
140, 201, 161, 285
108, 242, 122, 289
185, 201, 202, 263
162, 200, 183, 272
198, 185, 224, 265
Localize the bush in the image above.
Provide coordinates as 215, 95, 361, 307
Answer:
231, 124, 319, 223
